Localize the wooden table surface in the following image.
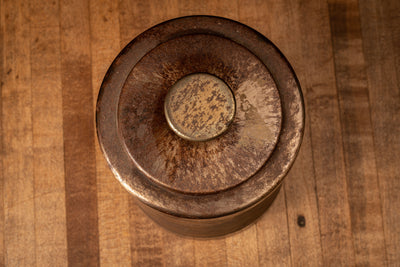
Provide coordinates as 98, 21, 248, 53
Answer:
1, 0, 399, 266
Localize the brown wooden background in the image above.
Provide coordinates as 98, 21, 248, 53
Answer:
1, 0, 399, 266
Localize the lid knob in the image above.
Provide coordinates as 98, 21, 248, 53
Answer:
164, 73, 235, 141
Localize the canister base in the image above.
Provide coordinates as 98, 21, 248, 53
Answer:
137, 185, 282, 237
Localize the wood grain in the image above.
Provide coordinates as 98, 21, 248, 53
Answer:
1, 0, 399, 265
30, 0, 68, 265
89, 0, 132, 266
129, 199, 164, 266
359, 0, 400, 264
291, 0, 356, 265
162, 229, 195, 267
2, 0, 35, 265
272, 4, 326, 262
0, 0, 4, 265
255, 192, 291, 267
328, 0, 387, 265
275, 1, 325, 261
226, 226, 259, 267
60, 0, 99, 265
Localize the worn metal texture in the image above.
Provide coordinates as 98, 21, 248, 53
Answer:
118, 33, 281, 194
96, 16, 304, 236
164, 73, 235, 142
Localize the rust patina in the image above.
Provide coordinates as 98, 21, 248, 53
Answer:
96, 16, 304, 237
164, 73, 235, 142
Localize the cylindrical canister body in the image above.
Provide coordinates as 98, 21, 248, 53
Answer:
96, 16, 304, 237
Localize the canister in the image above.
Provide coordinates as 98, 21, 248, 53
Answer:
96, 16, 304, 237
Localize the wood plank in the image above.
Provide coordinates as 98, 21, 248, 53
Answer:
327, 0, 387, 265
254, 193, 291, 267
178, 0, 239, 17
380, 0, 400, 79
60, 0, 99, 265
2, 0, 35, 265
359, 0, 400, 264
284, 128, 324, 266
30, 0, 68, 265
89, 0, 132, 266
129, 199, 165, 266
118, 0, 151, 47
193, 237, 227, 267
162, 230, 195, 267
286, 0, 356, 265
0, 0, 4, 264
118, 0, 178, 47
29, 0, 59, 27
226, 226, 259, 267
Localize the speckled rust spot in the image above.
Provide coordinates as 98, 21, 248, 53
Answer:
164, 73, 235, 141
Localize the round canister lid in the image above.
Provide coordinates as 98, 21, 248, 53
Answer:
97, 16, 304, 218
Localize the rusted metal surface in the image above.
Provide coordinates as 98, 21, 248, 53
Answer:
96, 16, 304, 236
164, 73, 235, 142
118, 33, 281, 194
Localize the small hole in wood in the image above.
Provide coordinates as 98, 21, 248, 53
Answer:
297, 215, 306, 227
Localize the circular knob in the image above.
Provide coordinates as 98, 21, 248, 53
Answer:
164, 73, 235, 141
